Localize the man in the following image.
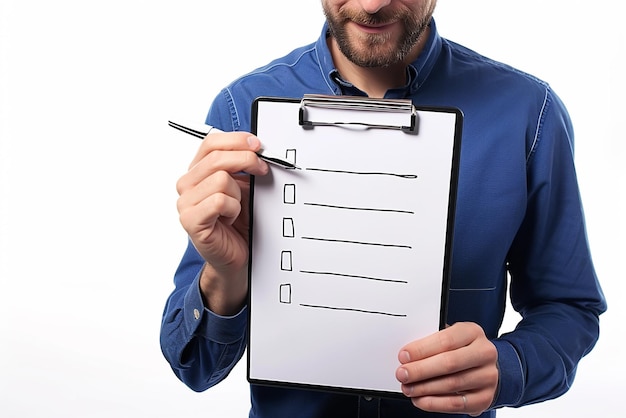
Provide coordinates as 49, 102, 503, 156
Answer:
160, 1, 607, 416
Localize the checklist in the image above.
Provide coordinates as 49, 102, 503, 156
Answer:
247, 95, 462, 396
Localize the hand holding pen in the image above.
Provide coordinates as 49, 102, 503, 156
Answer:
172, 122, 277, 315
169, 121, 300, 170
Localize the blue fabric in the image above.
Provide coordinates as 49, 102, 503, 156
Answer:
160, 19, 606, 417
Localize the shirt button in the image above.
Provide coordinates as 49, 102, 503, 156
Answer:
193, 308, 200, 320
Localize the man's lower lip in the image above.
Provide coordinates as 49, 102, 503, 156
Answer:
353, 21, 395, 34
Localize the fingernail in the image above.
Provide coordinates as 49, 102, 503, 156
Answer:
396, 367, 409, 383
399, 350, 410, 363
247, 135, 260, 150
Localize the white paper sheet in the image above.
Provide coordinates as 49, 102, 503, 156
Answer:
248, 97, 462, 396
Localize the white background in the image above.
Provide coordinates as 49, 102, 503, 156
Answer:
0, 1, 623, 417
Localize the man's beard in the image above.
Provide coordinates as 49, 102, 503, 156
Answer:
323, 5, 430, 68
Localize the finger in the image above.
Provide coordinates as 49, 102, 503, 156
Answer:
189, 132, 265, 168
177, 148, 266, 194
179, 190, 243, 238
398, 322, 478, 364
193, 148, 268, 184
177, 170, 242, 215
399, 360, 497, 397
396, 343, 486, 384
189, 131, 257, 163
410, 392, 466, 415
410, 391, 488, 416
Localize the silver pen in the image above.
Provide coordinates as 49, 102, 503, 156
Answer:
168, 120, 300, 170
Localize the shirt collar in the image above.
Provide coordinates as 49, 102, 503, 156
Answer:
315, 18, 443, 97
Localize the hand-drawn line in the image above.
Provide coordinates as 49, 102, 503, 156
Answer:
303, 202, 414, 214
301, 236, 412, 249
299, 270, 408, 284
305, 167, 417, 179
299, 303, 407, 318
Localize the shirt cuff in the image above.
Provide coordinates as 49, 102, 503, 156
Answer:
491, 338, 524, 408
182, 272, 248, 345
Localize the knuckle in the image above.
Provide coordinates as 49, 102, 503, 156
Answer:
486, 365, 500, 386
210, 191, 230, 209
175, 176, 188, 196
177, 208, 196, 232
242, 150, 256, 165
441, 352, 461, 373
204, 149, 223, 168
437, 331, 456, 351
176, 195, 185, 214
485, 343, 498, 363
447, 373, 466, 389
211, 170, 233, 190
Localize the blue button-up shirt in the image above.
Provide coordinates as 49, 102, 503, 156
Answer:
160, 19, 606, 417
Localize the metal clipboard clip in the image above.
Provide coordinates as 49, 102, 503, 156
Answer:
298, 94, 418, 134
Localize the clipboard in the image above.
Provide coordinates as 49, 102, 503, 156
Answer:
247, 95, 463, 398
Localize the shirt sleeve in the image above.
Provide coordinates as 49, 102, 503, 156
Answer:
491, 87, 607, 408
159, 240, 248, 392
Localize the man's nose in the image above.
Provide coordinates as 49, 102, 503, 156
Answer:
357, 0, 392, 14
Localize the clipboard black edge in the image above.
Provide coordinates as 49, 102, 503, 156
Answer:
246, 96, 464, 398
438, 106, 464, 331
246, 377, 409, 400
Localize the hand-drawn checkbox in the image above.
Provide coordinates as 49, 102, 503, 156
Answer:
279, 284, 292, 304
285, 149, 297, 166
283, 184, 296, 204
283, 218, 295, 238
281, 251, 293, 271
